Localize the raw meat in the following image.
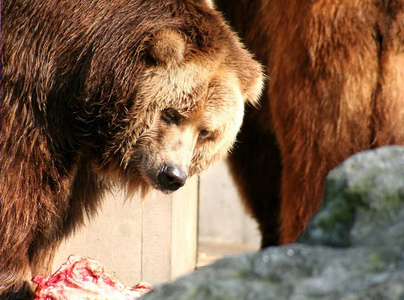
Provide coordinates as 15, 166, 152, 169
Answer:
32, 255, 152, 299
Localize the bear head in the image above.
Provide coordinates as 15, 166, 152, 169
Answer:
128, 29, 263, 194
47, 0, 264, 195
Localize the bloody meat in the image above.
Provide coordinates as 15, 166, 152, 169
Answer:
32, 255, 152, 300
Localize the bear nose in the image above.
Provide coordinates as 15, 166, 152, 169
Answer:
158, 163, 188, 191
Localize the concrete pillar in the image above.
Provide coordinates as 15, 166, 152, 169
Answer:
53, 176, 198, 286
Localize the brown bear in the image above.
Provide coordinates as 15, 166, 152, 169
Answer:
0, 0, 263, 298
215, 0, 404, 246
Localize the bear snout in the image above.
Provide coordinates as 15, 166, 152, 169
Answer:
157, 163, 188, 192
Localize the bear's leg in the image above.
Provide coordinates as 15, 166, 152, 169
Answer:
0, 236, 60, 299
0, 282, 33, 300
228, 107, 282, 247
0, 255, 33, 300
0, 211, 38, 299
279, 156, 330, 244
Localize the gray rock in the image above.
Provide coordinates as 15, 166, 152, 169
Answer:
141, 146, 404, 300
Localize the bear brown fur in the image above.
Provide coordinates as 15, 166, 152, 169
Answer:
215, 0, 404, 246
0, 0, 263, 298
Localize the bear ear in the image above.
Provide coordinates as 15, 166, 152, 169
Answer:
246, 69, 265, 107
148, 30, 186, 65
240, 60, 265, 107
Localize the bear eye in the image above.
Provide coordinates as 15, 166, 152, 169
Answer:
199, 129, 210, 139
161, 109, 181, 125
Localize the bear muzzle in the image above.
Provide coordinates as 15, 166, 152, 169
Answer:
157, 163, 188, 192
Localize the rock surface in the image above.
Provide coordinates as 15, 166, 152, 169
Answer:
141, 146, 404, 300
